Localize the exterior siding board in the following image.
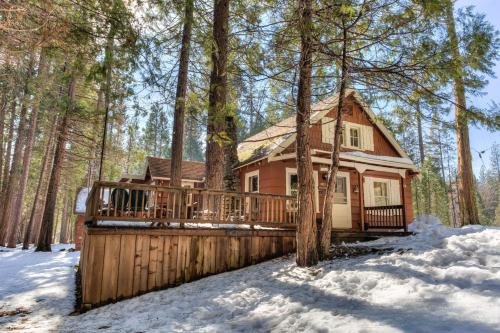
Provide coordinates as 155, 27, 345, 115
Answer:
237, 96, 416, 231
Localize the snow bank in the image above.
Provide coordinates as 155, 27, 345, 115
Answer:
2, 217, 500, 333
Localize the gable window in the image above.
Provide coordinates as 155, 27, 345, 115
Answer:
349, 127, 360, 148
373, 181, 389, 206
323, 119, 373, 151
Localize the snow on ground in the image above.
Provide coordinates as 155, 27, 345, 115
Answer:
1, 217, 500, 332
0, 244, 79, 332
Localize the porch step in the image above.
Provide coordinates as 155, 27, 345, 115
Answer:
330, 231, 413, 244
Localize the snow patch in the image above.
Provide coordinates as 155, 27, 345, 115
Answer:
2, 217, 500, 332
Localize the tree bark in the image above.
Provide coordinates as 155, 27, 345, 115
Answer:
416, 100, 425, 164
36, 75, 77, 252
59, 191, 69, 244
0, 100, 15, 202
224, 115, 240, 191
23, 116, 57, 249
205, 0, 229, 190
295, 0, 318, 267
319, 19, 348, 260
98, 18, 115, 182
6, 50, 49, 247
0, 58, 34, 246
445, 0, 479, 225
171, 0, 194, 187
0, 89, 6, 189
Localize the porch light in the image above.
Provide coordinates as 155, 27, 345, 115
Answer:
353, 184, 359, 193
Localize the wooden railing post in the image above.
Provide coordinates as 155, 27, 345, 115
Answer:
84, 181, 298, 229
180, 188, 187, 227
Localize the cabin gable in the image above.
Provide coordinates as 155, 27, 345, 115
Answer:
280, 95, 401, 158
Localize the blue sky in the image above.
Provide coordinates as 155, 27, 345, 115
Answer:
456, 0, 500, 174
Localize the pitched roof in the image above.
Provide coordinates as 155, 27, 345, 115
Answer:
146, 156, 205, 181
236, 89, 411, 167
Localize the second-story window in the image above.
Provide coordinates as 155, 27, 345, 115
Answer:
350, 127, 360, 148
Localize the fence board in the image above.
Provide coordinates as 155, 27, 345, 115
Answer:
80, 228, 296, 309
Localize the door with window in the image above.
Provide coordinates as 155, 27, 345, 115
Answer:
332, 171, 352, 229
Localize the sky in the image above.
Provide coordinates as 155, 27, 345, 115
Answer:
456, 0, 500, 174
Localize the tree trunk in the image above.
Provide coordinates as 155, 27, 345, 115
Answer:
205, 0, 229, 190
98, 20, 115, 181
319, 20, 348, 260
445, 0, 479, 225
0, 58, 34, 246
6, 51, 49, 247
0, 100, 15, 203
59, 191, 69, 244
0, 89, 6, 189
295, 0, 318, 267
224, 115, 240, 191
416, 100, 425, 164
36, 75, 77, 252
170, 0, 194, 187
23, 116, 57, 249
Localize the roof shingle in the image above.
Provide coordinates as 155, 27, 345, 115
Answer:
147, 157, 205, 181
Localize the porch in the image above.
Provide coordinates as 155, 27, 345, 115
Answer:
85, 181, 409, 232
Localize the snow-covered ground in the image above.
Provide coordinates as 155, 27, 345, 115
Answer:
1, 217, 500, 332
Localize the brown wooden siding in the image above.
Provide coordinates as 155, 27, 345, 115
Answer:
80, 227, 296, 310
238, 160, 414, 231
283, 96, 401, 157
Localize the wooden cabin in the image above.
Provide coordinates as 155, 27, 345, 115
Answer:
79, 89, 417, 309
235, 89, 418, 231
102, 89, 417, 231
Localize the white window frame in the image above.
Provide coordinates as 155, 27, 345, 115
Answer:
373, 180, 389, 206
286, 167, 319, 213
364, 176, 401, 207
344, 122, 363, 150
245, 170, 259, 193
323, 119, 372, 151
349, 126, 361, 148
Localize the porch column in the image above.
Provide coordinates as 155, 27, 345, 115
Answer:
400, 174, 407, 233
358, 172, 365, 231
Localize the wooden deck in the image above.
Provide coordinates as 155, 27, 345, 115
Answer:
85, 181, 299, 228
79, 181, 410, 310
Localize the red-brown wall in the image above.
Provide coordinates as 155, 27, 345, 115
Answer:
283, 96, 401, 157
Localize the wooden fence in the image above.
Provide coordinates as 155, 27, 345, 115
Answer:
79, 227, 296, 310
363, 205, 407, 231
86, 181, 298, 228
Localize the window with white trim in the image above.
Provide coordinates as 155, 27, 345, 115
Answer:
286, 168, 319, 213
322, 119, 373, 151
249, 175, 259, 193
364, 177, 401, 207
289, 174, 298, 197
373, 181, 389, 206
349, 127, 361, 148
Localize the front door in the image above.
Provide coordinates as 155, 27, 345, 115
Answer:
332, 171, 352, 229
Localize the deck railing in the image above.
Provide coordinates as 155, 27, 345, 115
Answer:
363, 205, 407, 231
85, 181, 298, 228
